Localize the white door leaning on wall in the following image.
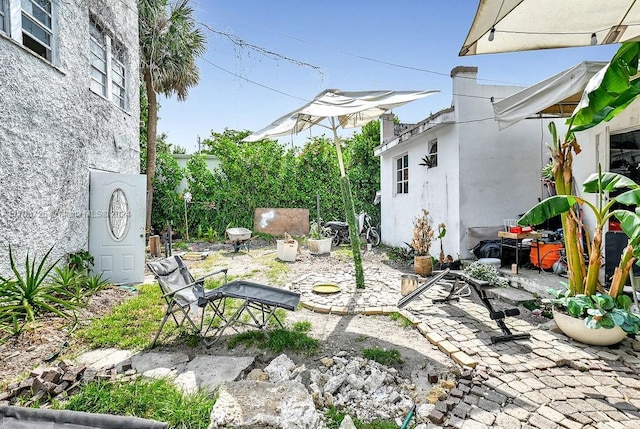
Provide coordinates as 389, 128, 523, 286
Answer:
89, 170, 146, 284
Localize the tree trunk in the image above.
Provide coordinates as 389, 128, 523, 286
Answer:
144, 71, 158, 234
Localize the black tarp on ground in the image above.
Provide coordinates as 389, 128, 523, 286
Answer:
0, 406, 168, 429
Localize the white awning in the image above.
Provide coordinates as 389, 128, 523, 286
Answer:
492, 61, 607, 130
460, 0, 640, 56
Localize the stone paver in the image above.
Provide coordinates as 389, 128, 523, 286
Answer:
294, 264, 640, 428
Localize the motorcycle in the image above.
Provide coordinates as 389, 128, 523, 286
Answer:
324, 211, 381, 247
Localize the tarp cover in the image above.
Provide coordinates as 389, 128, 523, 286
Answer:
243, 89, 437, 141
492, 61, 607, 129
460, 0, 640, 56
0, 405, 168, 429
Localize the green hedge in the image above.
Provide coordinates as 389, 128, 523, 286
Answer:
151, 124, 381, 238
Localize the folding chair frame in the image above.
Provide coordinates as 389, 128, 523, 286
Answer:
199, 280, 300, 347
201, 296, 286, 345
148, 256, 228, 348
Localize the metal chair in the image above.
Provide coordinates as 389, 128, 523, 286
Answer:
147, 255, 301, 347
147, 255, 228, 348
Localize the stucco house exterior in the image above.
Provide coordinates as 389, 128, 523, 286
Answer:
374, 66, 560, 259
0, 0, 142, 281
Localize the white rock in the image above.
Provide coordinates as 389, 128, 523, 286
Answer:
264, 354, 296, 382
338, 414, 357, 429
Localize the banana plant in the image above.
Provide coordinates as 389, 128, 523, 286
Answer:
519, 167, 640, 299
526, 42, 640, 298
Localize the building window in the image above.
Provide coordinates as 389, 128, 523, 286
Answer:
0, 0, 7, 34
396, 154, 409, 194
427, 140, 438, 168
21, 0, 53, 61
2, 0, 56, 62
90, 18, 127, 109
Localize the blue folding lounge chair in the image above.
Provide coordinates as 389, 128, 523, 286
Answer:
147, 255, 301, 347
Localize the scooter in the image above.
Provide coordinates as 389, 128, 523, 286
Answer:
324, 211, 381, 247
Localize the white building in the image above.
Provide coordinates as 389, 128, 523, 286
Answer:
375, 66, 560, 259
0, 0, 143, 282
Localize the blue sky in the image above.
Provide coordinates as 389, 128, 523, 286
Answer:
157, 1, 620, 153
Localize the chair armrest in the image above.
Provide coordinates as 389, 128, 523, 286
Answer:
195, 268, 228, 284
160, 268, 228, 299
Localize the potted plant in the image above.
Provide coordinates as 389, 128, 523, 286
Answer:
519, 166, 640, 344
411, 209, 434, 276
307, 220, 332, 255
514, 42, 640, 345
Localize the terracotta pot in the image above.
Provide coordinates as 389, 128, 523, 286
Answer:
552, 308, 627, 346
414, 255, 433, 276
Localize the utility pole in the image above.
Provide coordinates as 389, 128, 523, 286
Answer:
197, 135, 201, 153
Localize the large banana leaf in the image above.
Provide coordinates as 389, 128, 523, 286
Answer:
615, 188, 640, 206
582, 172, 639, 193
571, 42, 640, 133
518, 195, 580, 226
614, 210, 640, 248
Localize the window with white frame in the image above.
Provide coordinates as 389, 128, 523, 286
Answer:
21, 0, 53, 61
90, 18, 127, 109
0, 0, 7, 34
395, 154, 409, 194
427, 139, 438, 168
2, 0, 55, 61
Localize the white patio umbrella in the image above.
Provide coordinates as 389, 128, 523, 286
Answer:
244, 88, 437, 288
459, 0, 640, 56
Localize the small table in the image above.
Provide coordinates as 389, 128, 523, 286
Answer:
498, 231, 542, 274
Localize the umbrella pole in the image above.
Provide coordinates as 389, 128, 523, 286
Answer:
331, 121, 365, 289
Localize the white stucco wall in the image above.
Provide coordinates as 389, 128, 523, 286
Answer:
377, 66, 563, 259
0, 0, 139, 275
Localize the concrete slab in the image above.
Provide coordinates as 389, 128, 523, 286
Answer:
183, 356, 255, 393
75, 348, 135, 370
75, 350, 255, 395
130, 352, 190, 374
487, 287, 537, 305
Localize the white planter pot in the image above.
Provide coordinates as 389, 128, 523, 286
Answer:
307, 238, 332, 255
276, 240, 299, 262
553, 308, 627, 346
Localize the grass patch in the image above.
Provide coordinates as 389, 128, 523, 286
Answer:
227, 325, 319, 355
74, 284, 166, 349
262, 258, 290, 285
362, 348, 403, 366
57, 377, 214, 429
325, 406, 398, 429
389, 312, 413, 328
333, 247, 354, 260
193, 253, 227, 273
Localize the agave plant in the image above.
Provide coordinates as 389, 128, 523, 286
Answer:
0, 246, 80, 323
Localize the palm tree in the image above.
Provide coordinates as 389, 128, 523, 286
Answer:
138, 0, 206, 232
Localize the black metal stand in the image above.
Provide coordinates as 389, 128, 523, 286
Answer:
449, 272, 530, 343
397, 270, 530, 344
